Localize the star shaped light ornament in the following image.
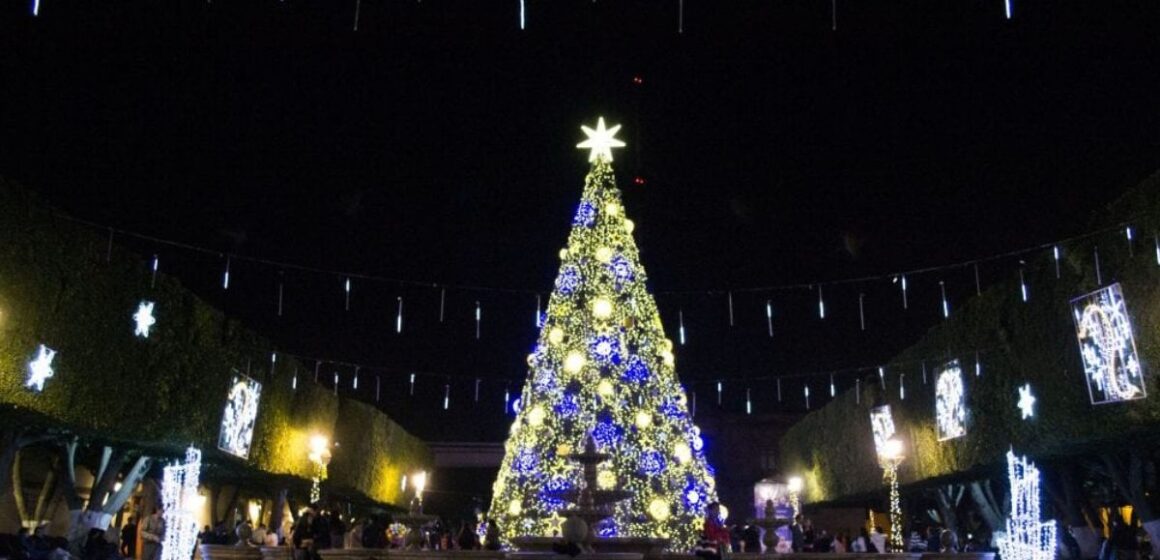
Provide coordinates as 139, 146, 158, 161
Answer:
1017, 383, 1036, 419
26, 345, 57, 392
134, 300, 157, 338
577, 117, 626, 162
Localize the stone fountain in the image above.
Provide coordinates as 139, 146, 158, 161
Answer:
510, 437, 668, 557
746, 499, 791, 554
395, 494, 439, 550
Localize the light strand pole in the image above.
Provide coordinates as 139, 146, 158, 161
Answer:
308, 435, 332, 504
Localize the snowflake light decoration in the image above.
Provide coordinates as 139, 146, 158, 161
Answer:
26, 345, 57, 392
1071, 283, 1146, 404
133, 300, 157, 338
161, 446, 202, 560
935, 360, 967, 441
1017, 384, 1036, 420
217, 373, 262, 459
997, 450, 1056, 560
869, 404, 896, 458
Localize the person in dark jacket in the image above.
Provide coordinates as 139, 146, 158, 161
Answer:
120, 517, 138, 559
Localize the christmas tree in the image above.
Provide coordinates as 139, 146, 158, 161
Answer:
490, 118, 717, 551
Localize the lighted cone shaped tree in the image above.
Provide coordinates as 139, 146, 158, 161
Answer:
490, 118, 717, 551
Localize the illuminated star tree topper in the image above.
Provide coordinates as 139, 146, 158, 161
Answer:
490, 119, 716, 551
26, 345, 57, 392
576, 117, 626, 162
134, 300, 157, 338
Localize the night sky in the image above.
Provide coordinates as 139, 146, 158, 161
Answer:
2, 0, 1159, 441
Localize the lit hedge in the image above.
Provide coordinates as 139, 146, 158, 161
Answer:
780, 170, 1160, 505
0, 178, 431, 506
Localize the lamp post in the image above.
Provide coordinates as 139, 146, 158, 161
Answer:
787, 476, 803, 519
411, 471, 428, 514
308, 435, 332, 504
878, 438, 905, 553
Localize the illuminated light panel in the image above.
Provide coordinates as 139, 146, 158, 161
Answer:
997, 450, 1056, 560
25, 345, 57, 392
1071, 283, 1146, 404
1017, 383, 1036, 420
935, 361, 967, 441
576, 117, 626, 162
869, 404, 896, 459
217, 373, 262, 459
133, 301, 157, 338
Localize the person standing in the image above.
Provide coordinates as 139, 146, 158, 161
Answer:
791, 515, 805, 553
140, 510, 164, 560
853, 528, 870, 552
870, 526, 887, 554
120, 516, 138, 559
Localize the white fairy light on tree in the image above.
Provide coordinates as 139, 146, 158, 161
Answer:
535, 294, 542, 327
26, 345, 56, 392
133, 301, 157, 338
997, 450, 1056, 560
160, 447, 201, 560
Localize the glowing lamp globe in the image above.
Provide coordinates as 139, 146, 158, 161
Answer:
674, 442, 692, 464
881, 438, 905, 462
592, 298, 614, 319
718, 504, 730, 523
528, 405, 547, 426
624, 219, 635, 234
635, 411, 653, 429
661, 351, 675, 367
412, 471, 428, 497
548, 328, 565, 345
508, 500, 523, 516
308, 435, 331, 466
649, 499, 671, 521
597, 379, 615, 397
595, 247, 613, 263
559, 249, 569, 259
564, 351, 586, 373
788, 476, 804, 493
605, 203, 620, 216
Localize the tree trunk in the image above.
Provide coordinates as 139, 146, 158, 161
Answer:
270, 489, 288, 540
968, 479, 1007, 543
1104, 452, 1160, 553
1046, 462, 1100, 559
932, 483, 964, 536
0, 427, 26, 510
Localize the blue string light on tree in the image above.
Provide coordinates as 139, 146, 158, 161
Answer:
640, 450, 666, 475
573, 201, 597, 227
556, 266, 582, 295
622, 355, 650, 384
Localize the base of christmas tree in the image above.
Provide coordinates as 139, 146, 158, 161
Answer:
510, 536, 670, 557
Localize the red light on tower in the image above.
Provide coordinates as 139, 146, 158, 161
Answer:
633, 176, 646, 185
632, 76, 643, 85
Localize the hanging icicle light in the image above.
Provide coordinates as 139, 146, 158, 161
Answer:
376, 375, 381, 402
223, 257, 232, 290
901, 275, 909, 309
746, 388, 752, 415
1126, 227, 1134, 256
856, 378, 861, 404
439, 288, 446, 323
277, 272, 285, 317
409, 373, 416, 396
940, 280, 950, 318
691, 391, 697, 416
678, 309, 687, 345
443, 383, 451, 410
765, 301, 774, 338
922, 361, 928, 385
535, 294, 542, 327
518, 0, 525, 29
974, 263, 982, 296
1004, 0, 1012, 19
292, 368, 298, 391
151, 255, 160, 288
728, 292, 735, 327
333, 371, 339, 395
899, 373, 906, 400
1095, 246, 1103, 285
1019, 262, 1029, 302
858, 292, 867, 330
716, 381, 723, 405
975, 352, 982, 377
353, 367, 360, 390
829, 373, 836, 397
474, 378, 481, 402
777, 378, 783, 402
804, 384, 811, 409
344, 278, 351, 311
1154, 233, 1160, 266
878, 366, 886, 389
475, 301, 482, 339
1054, 246, 1062, 279
817, 285, 826, 319
504, 385, 511, 413
396, 297, 404, 334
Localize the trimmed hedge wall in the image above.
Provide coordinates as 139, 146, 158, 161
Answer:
780, 170, 1160, 505
0, 178, 431, 506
